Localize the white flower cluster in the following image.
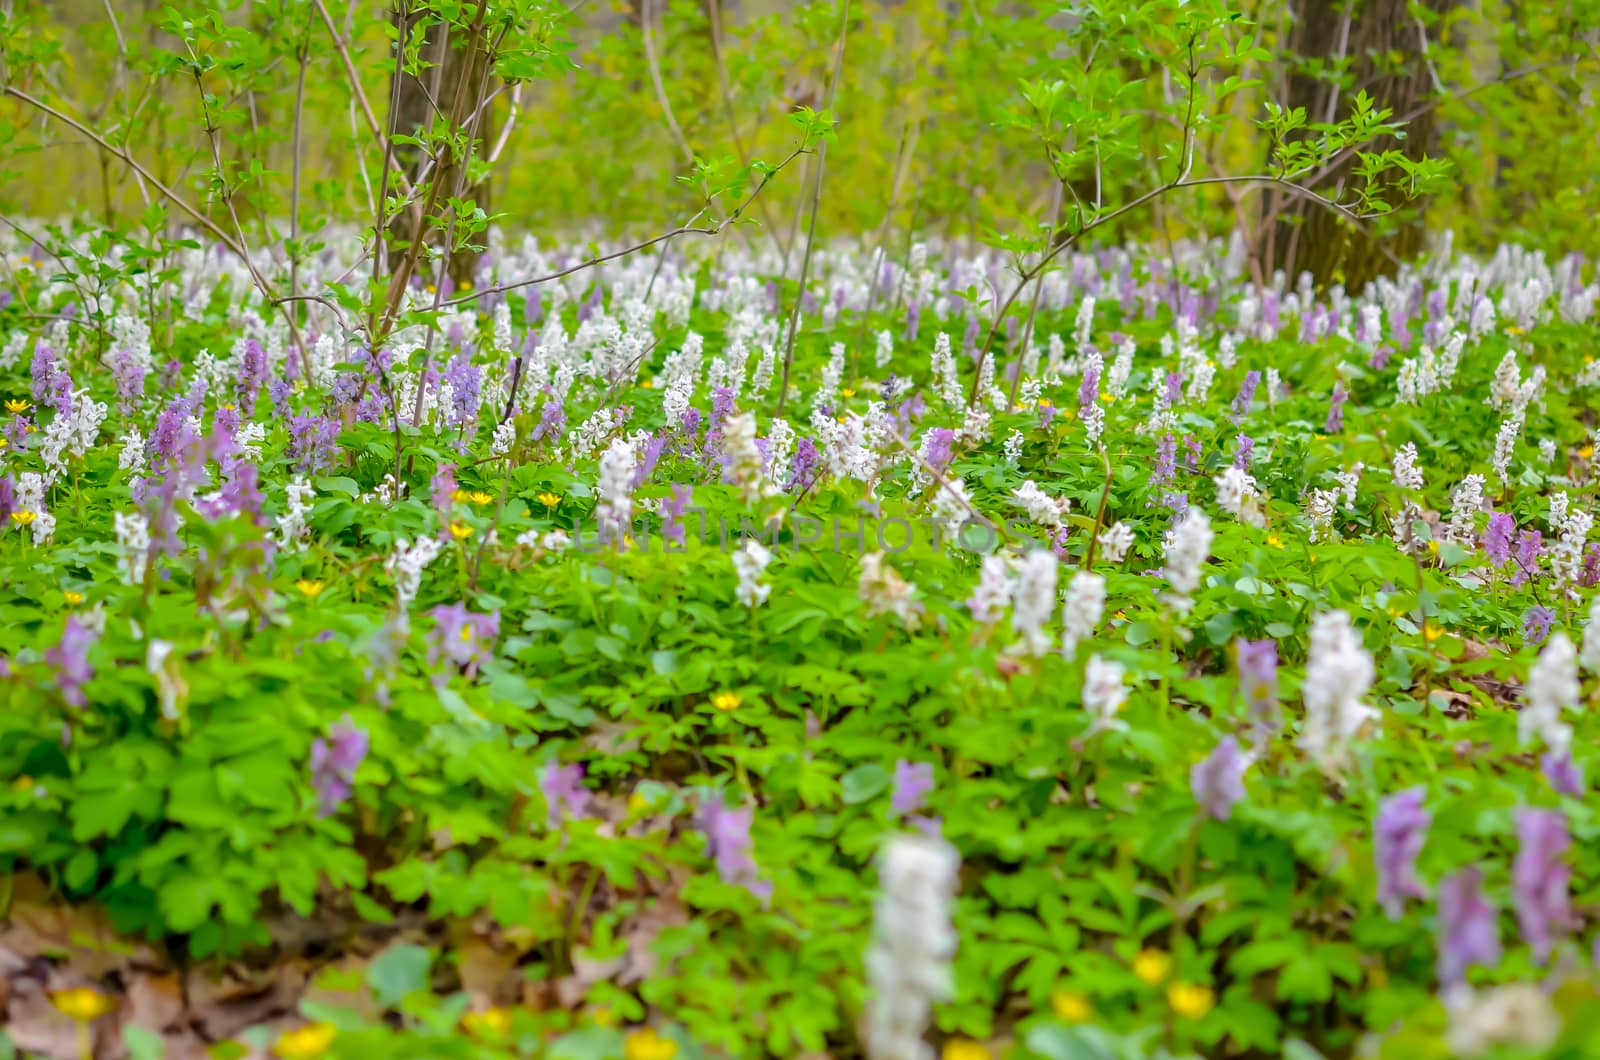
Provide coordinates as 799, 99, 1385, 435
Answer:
1009, 549, 1058, 656
863, 835, 961, 1060
115, 511, 150, 585
732, 540, 773, 607
1161, 508, 1213, 612
276, 477, 315, 552
1298, 610, 1377, 773
385, 535, 443, 609
1521, 632, 1578, 751
860, 552, 922, 629
594, 437, 638, 544
722, 412, 773, 504
1061, 571, 1105, 659
1213, 466, 1265, 526
1010, 480, 1070, 529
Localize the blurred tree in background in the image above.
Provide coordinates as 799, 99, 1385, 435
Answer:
1, 0, 1597, 290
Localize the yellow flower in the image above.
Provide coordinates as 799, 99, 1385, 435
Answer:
1426, 539, 1440, 554
12, 774, 33, 791
462, 1007, 512, 1038
1581, 445, 1595, 459
1506, 325, 1525, 336
220, 403, 236, 412
4, 399, 30, 414
1266, 533, 1284, 549
941, 1041, 992, 1060
1051, 989, 1092, 1022
0, 437, 7, 449
537, 492, 562, 508
296, 579, 326, 598
426, 283, 437, 295
629, 790, 652, 814
449, 520, 474, 541
1132, 949, 1172, 985
1167, 982, 1215, 1019
468, 490, 494, 505
640, 379, 654, 389
11, 510, 36, 526
1424, 622, 1444, 643
49, 987, 116, 1022
710, 691, 741, 712
624, 1027, 678, 1060
458, 280, 472, 292
1037, 397, 1053, 408
63, 591, 85, 605
1099, 390, 1114, 402
452, 488, 472, 503
275, 1021, 338, 1059
841, 387, 856, 398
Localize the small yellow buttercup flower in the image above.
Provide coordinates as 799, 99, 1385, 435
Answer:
1266, 533, 1284, 548
710, 691, 741, 712
1099, 390, 1114, 402
5, 399, 31, 414
63, 591, 85, 605
1167, 982, 1215, 1019
1132, 949, 1172, 984
1424, 622, 1444, 643
623, 1027, 677, 1060
49, 986, 116, 1021
468, 490, 494, 505
11, 510, 36, 526
537, 492, 562, 508
941, 1040, 992, 1060
640, 379, 654, 389
841, 387, 856, 398
462, 1007, 512, 1038
1037, 397, 1053, 408
458, 280, 472, 292
296, 579, 326, 598
1051, 988, 1092, 1022
275, 1021, 338, 1059
449, 520, 474, 541
1426, 539, 1440, 554
1580, 445, 1595, 459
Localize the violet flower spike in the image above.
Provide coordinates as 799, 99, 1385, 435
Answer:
891, 760, 935, 818
1190, 736, 1247, 822
1512, 807, 1572, 963
1435, 867, 1501, 986
1374, 787, 1431, 920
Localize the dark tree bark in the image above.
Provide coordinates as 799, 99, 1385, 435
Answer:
387, 7, 497, 288
1265, 0, 1453, 290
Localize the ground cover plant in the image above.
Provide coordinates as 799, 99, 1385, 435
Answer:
4, 0, 1600, 1058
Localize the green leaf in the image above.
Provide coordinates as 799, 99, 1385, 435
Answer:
840, 764, 891, 805
367, 943, 432, 1007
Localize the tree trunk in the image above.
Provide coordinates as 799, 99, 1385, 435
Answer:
1265, 0, 1452, 290
387, 7, 496, 288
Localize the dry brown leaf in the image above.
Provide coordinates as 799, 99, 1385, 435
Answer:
125, 971, 186, 1033
299, 954, 381, 1022
185, 961, 307, 1040
455, 935, 520, 1007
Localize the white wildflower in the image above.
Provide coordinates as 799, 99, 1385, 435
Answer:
1161, 508, 1214, 612
1522, 632, 1578, 752
1097, 521, 1134, 564
1060, 571, 1105, 659
1298, 610, 1378, 774
732, 540, 772, 607
1082, 654, 1128, 733
864, 835, 960, 1060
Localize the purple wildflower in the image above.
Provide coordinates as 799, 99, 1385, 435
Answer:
1152, 434, 1177, 486
1374, 787, 1431, 920
633, 433, 667, 489
310, 714, 368, 817
109, 347, 146, 416
1324, 384, 1348, 433
0, 475, 14, 524
1523, 605, 1555, 646
1542, 749, 1585, 798
1482, 512, 1515, 565
662, 484, 693, 546
904, 301, 921, 342
532, 397, 566, 444
891, 760, 935, 817
442, 351, 482, 429
1436, 867, 1502, 985
1163, 370, 1182, 406
923, 428, 955, 473
1077, 364, 1101, 411
961, 314, 981, 351
1235, 638, 1279, 740
1511, 530, 1545, 586
540, 762, 589, 827
1232, 434, 1255, 470
287, 414, 340, 473
235, 338, 267, 415
1513, 808, 1572, 963
430, 463, 457, 524
697, 796, 772, 902
1582, 543, 1600, 588
789, 438, 820, 492
1191, 736, 1247, 822
1232, 371, 1260, 419
428, 602, 499, 680
45, 616, 97, 708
